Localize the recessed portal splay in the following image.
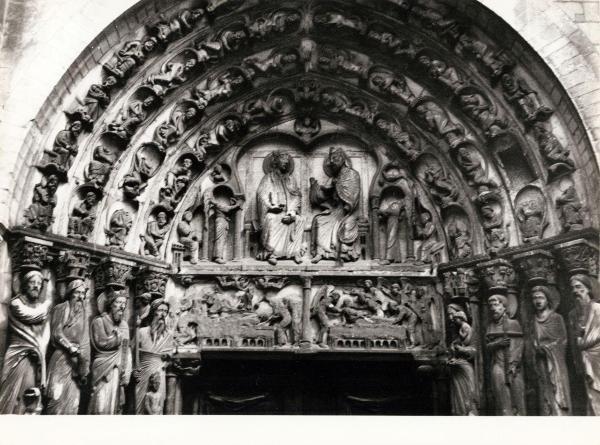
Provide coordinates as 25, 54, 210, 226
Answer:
0, 0, 598, 417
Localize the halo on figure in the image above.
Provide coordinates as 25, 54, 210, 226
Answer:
530, 285, 560, 311
323, 146, 352, 177
262, 151, 295, 175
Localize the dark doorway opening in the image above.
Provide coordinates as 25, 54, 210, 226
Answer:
180, 356, 450, 415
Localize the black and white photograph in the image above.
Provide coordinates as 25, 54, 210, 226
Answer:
0, 0, 598, 441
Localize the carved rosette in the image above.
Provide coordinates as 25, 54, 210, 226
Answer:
513, 249, 555, 286
554, 239, 599, 277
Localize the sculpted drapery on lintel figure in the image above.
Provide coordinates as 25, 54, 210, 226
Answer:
256, 151, 306, 265
309, 147, 361, 263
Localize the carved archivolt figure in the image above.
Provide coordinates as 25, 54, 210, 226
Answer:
420, 165, 459, 207
177, 211, 200, 264
105, 209, 133, 248
415, 210, 444, 264
530, 286, 571, 416
309, 147, 361, 263
556, 184, 585, 232
418, 55, 465, 92
447, 304, 479, 415
568, 274, 600, 415
88, 290, 132, 414
456, 147, 497, 195
516, 198, 545, 242
133, 299, 174, 414
446, 219, 472, 259
42, 121, 82, 171
378, 197, 408, 265
103, 39, 156, 80
485, 294, 526, 415
500, 73, 553, 123
85, 145, 118, 187
68, 191, 99, 241
107, 95, 157, 140
46, 279, 90, 415
142, 212, 170, 257
375, 118, 421, 160
456, 34, 513, 79
155, 107, 199, 148
458, 92, 507, 137
414, 101, 463, 147
0, 270, 51, 414
120, 153, 155, 200
76, 76, 117, 124
256, 152, 306, 265
24, 174, 59, 232
532, 123, 574, 171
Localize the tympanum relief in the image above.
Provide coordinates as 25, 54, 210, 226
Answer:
5, 0, 599, 417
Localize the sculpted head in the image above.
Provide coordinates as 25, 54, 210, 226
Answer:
84, 191, 98, 207
107, 290, 127, 323
531, 285, 552, 313
364, 279, 374, 289
156, 212, 168, 227
391, 283, 401, 296
149, 371, 161, 392
22, 270, 43, 301
152, 299, 169, 322
570, 274, 598, 305
66, 279, 87, 304
272, 152, 292, 174
488, 294, 507, 322
327, 147, 346, 175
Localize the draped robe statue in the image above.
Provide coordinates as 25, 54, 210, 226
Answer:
46, 279, 90, 414
447, 304, 479, 415
134, 299, 174, 414
485, 294, 526, 415
530, 286, 571, 416
88, 290, 132, 414
568, 274, 600, 415
256, 151, 306, 265
309, 147, 361, 263
0, 270, 51, 414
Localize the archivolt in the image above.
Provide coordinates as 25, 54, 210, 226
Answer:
18, 0, 596, 266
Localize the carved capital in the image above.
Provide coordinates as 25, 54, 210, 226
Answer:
512, 249, 555, 286
554, 239, 599, 277
442, 267, 480, 302
216, 275, 250, 290
12, 238, 51, 272
56, 250, 91, 282
95, 257, 134, 292
477, 258, 516, 294
135, 267, 169, 298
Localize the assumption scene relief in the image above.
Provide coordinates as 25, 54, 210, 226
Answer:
0, 0, 599, 416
